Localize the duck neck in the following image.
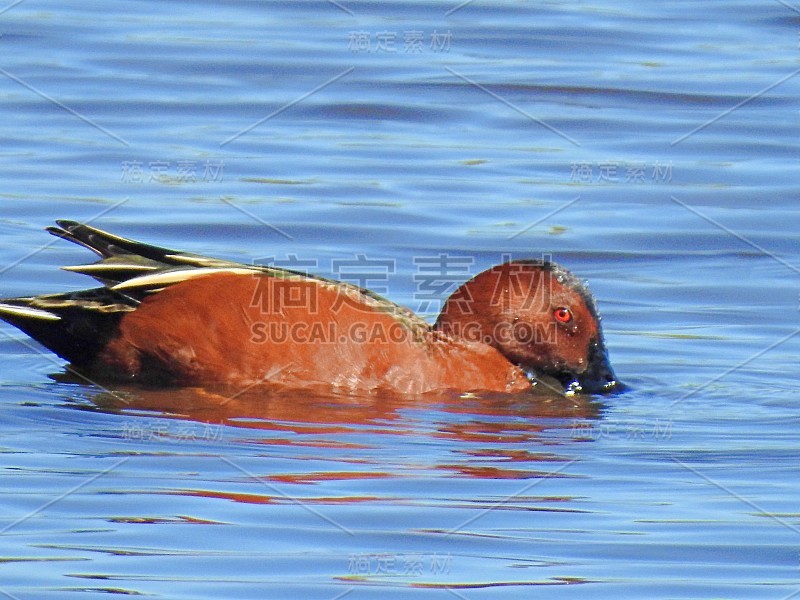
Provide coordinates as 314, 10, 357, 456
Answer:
433, 308, 496, 347
433, 273, 501, 347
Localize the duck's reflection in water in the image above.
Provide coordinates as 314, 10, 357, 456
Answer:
57, 386, 601, 511
60, 379, 600, 503
77, 382, 601, 448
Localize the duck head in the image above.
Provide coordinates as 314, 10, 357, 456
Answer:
434, 260, 623, 395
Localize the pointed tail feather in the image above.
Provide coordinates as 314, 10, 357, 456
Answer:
49, 220, 252, 272
47, 220, 181, 262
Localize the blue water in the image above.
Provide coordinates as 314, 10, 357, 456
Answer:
1, 1, 799, 597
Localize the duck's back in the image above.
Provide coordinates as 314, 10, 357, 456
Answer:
96, 272, 528, 394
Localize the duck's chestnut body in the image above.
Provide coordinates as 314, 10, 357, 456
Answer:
0, 221, 622, 395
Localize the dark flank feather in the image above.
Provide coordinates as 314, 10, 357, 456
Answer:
0, 289, 134, 366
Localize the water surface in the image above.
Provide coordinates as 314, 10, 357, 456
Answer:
1, 1, 799, 598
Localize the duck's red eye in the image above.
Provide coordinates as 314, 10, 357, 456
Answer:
553, 307, 572, 323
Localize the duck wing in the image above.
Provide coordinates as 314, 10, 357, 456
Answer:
0, 221, 429, 368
